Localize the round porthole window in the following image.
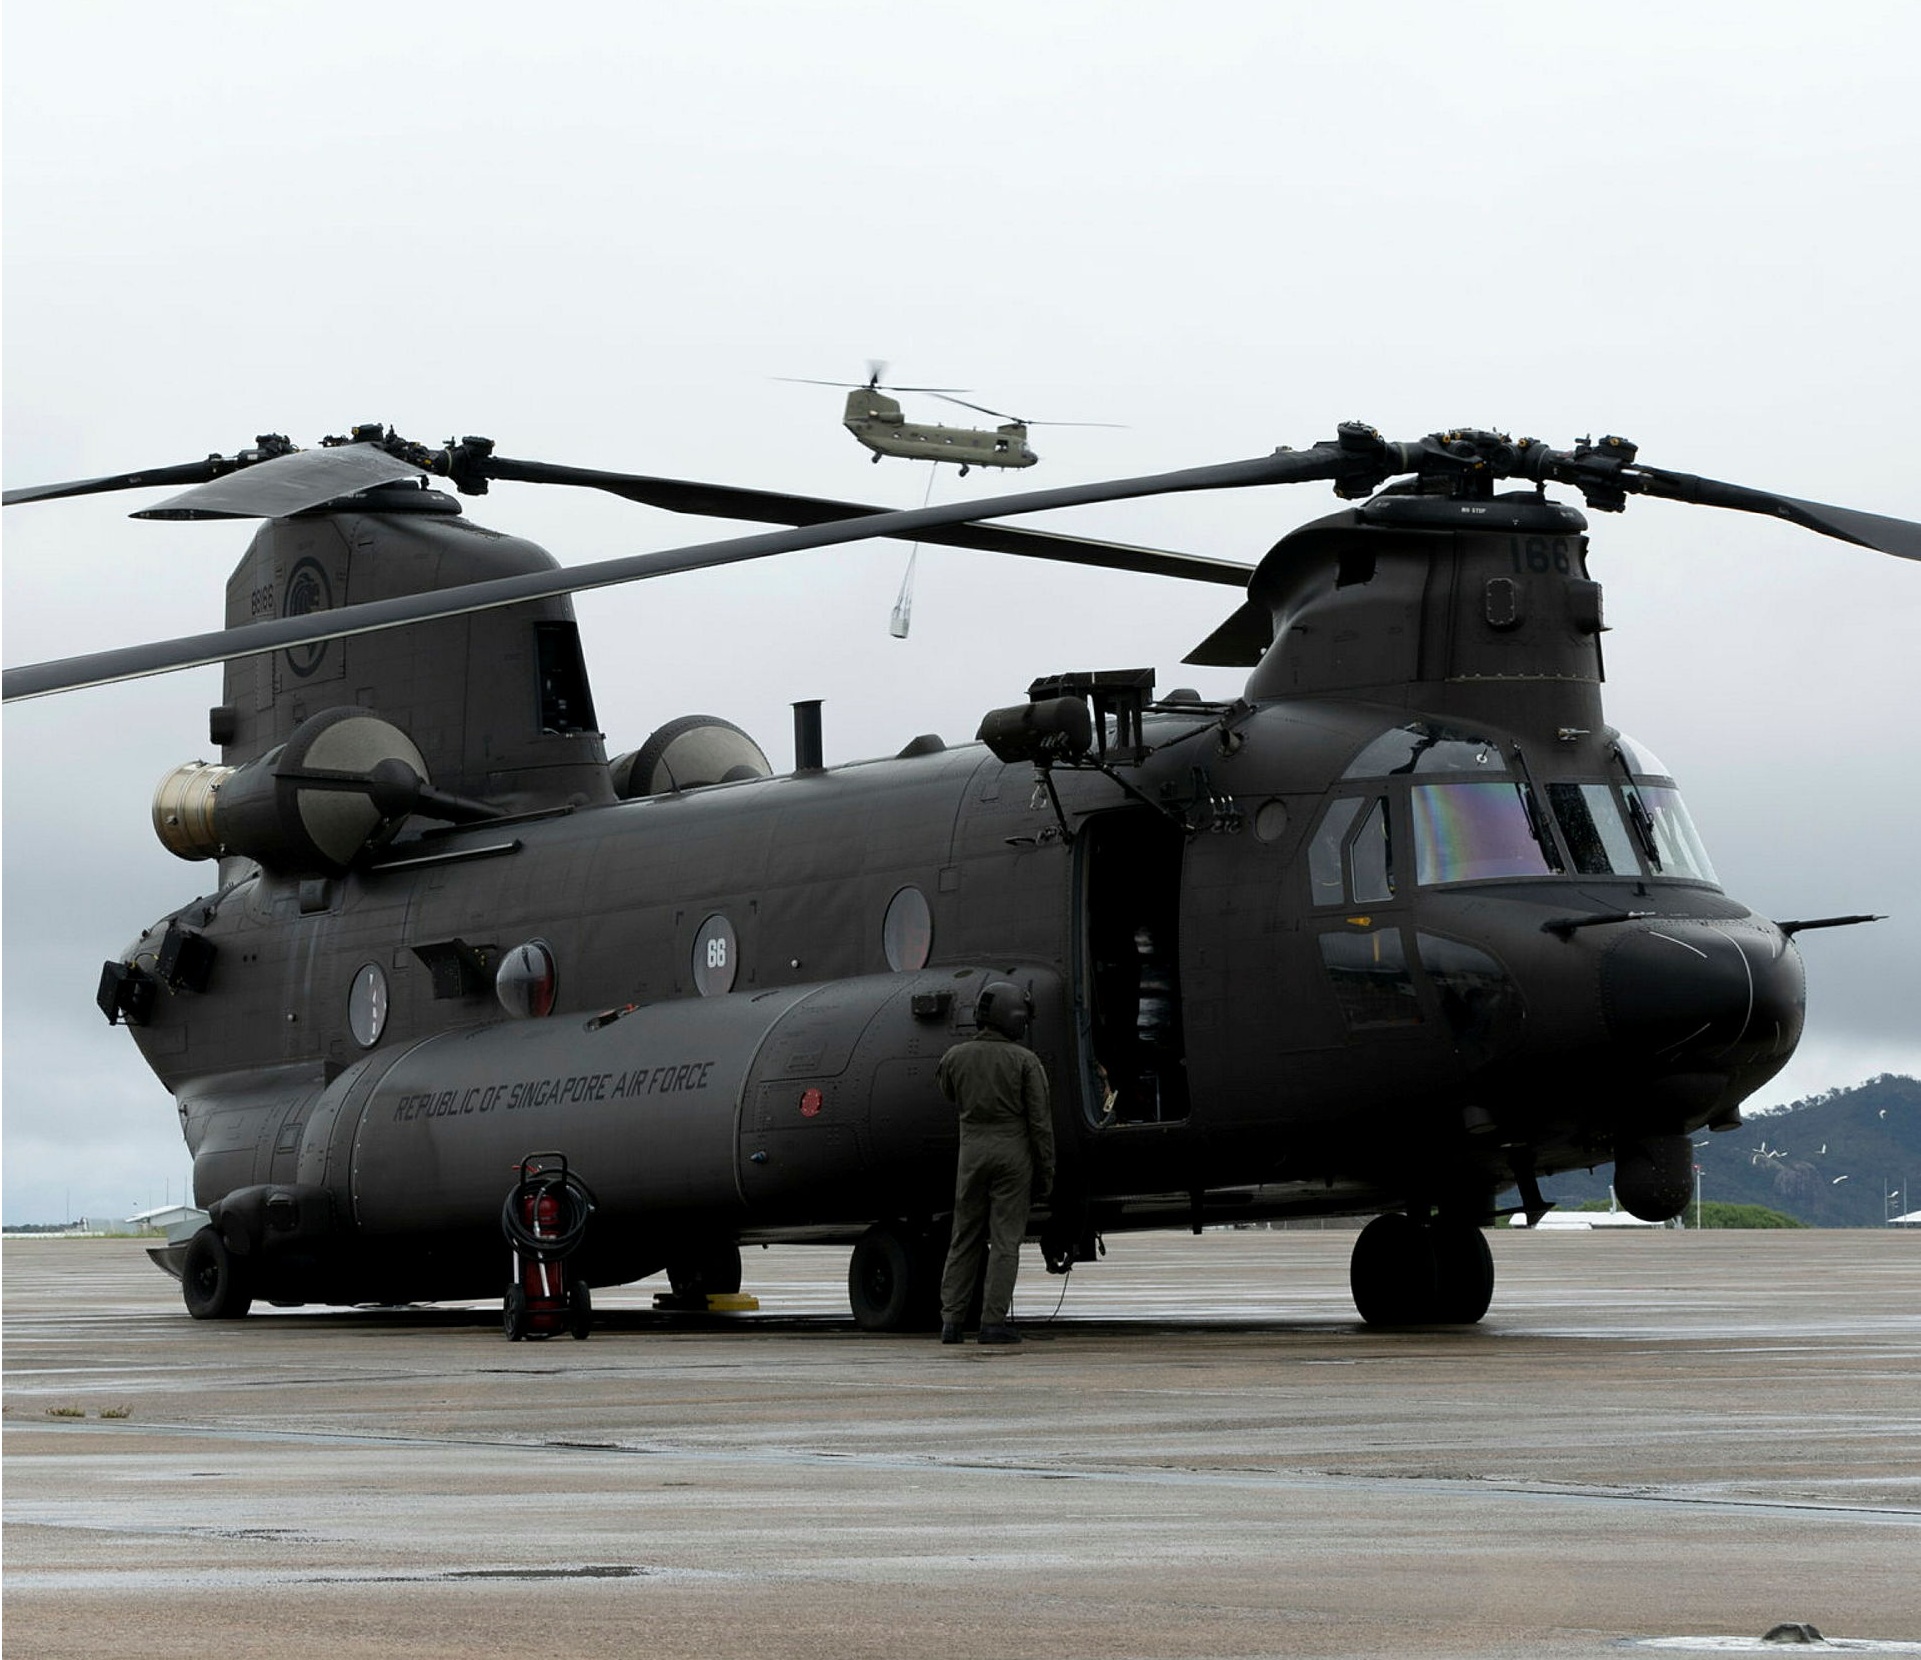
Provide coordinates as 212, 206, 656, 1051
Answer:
496, 940, 558, 1019
348, 961, 389, 1047
1254, 799, 1289, 843
882, 885, 933, 971
693, 913, 738, 996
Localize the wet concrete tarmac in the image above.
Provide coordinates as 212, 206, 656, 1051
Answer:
5, 1228, 1918, 1658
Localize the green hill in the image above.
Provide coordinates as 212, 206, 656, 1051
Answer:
1541, 1074, 1921, 1227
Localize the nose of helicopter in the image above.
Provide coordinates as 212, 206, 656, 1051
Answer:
1599, 920, 1805, 1071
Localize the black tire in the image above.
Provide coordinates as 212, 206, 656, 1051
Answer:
182, 1227, 252, 1320
847, 1221, 947, 1332
1349, 1212, 1438, 1327
504, 1284, 529, 1342
848, 1223, 916, 1331
667, 1239, 742, 1299
1430, 1220, 1495, 1324
569, 1279, 593, 1341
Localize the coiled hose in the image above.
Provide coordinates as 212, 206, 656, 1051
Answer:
499, 1168, 597, 1263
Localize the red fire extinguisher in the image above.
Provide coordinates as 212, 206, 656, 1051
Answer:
500, 1153, 595, 1341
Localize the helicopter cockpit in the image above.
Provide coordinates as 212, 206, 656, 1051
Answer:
1309, 721, 1720, 907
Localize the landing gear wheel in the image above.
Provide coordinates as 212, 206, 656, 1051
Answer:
182, 1227, 253, 1320
667, 1240, 742, 1300
1349, 1212, 1439, 1327
569, 1279, 593, 1340
848, 1221, 944, 1332
1430, 1220, 1494, 1325
504, 1284, 530, 1341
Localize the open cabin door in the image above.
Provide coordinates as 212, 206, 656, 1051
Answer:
1076, 808, 1189, 1128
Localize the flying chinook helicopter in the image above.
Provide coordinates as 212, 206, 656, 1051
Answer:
5, 423, 1917, 1334
779, 363, 1121, 474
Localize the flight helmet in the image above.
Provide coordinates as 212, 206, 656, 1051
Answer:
975, 980, 1030, 1040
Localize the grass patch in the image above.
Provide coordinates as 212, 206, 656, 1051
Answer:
45, 1405, 86, 1418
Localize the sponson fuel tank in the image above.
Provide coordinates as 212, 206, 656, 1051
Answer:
281, 965, 1056, 1255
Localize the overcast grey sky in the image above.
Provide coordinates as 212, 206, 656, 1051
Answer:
5, 1, 1919, 1223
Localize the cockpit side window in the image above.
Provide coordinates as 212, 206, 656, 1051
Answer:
1308, 795, 1396, 905
1351, 799, 1393, 903
1309, 797, 1363, 905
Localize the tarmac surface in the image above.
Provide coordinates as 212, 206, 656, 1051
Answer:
4, 1227, 1919, 1659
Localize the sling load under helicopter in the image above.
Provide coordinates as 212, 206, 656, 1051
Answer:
3, 421, 1915, 1335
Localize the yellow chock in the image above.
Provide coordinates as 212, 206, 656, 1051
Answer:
650, 1291, 761, 1313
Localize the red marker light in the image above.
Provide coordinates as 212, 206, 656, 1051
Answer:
800, 1088, 824, 1118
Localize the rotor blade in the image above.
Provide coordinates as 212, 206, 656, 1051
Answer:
927, 394, 1124, 429
1622, 465, 1921, 561
4, 457, 243, 507
478, 456, 1254, 586
133, 445, 428, 520
930, 394, 1021, 421
774, 376, 970, 394
6, 443, 1363, 702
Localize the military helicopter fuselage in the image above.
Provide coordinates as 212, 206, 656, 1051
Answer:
841, 386, 1038, 473
101, 473, 1808, 1329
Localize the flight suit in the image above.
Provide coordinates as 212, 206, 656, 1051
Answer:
936, 1028, 1056, 1330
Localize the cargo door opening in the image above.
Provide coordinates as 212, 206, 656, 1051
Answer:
1080, 810, 1188, 1126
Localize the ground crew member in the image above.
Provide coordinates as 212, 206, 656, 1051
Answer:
937, 980, 1055, 1345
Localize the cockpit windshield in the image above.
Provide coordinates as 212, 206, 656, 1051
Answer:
1326, 722, 1722, 892
1547, 782, 1641, 876
1410, 782, 1556, 884
1614, 736, 1674, 780
1614, 734, 1719, 883
1629, 785, 1718, 882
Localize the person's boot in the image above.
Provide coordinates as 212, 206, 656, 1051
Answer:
940, 1323, 962, 1345
976, 1324, 1022, 1345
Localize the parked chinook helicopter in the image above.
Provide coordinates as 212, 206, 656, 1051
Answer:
6, 422, 1917, 1333
779, 363, 1120, 474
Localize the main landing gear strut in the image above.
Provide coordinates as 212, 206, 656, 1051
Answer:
1349, 1211, 1495, 1326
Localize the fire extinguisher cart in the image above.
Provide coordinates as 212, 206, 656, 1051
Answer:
500, 1153, 596, 1341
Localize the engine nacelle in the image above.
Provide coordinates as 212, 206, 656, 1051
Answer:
609, 714, 772, 798
153, 708, 429, 875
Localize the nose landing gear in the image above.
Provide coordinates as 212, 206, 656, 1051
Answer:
1349, 1210, 1494, 1327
